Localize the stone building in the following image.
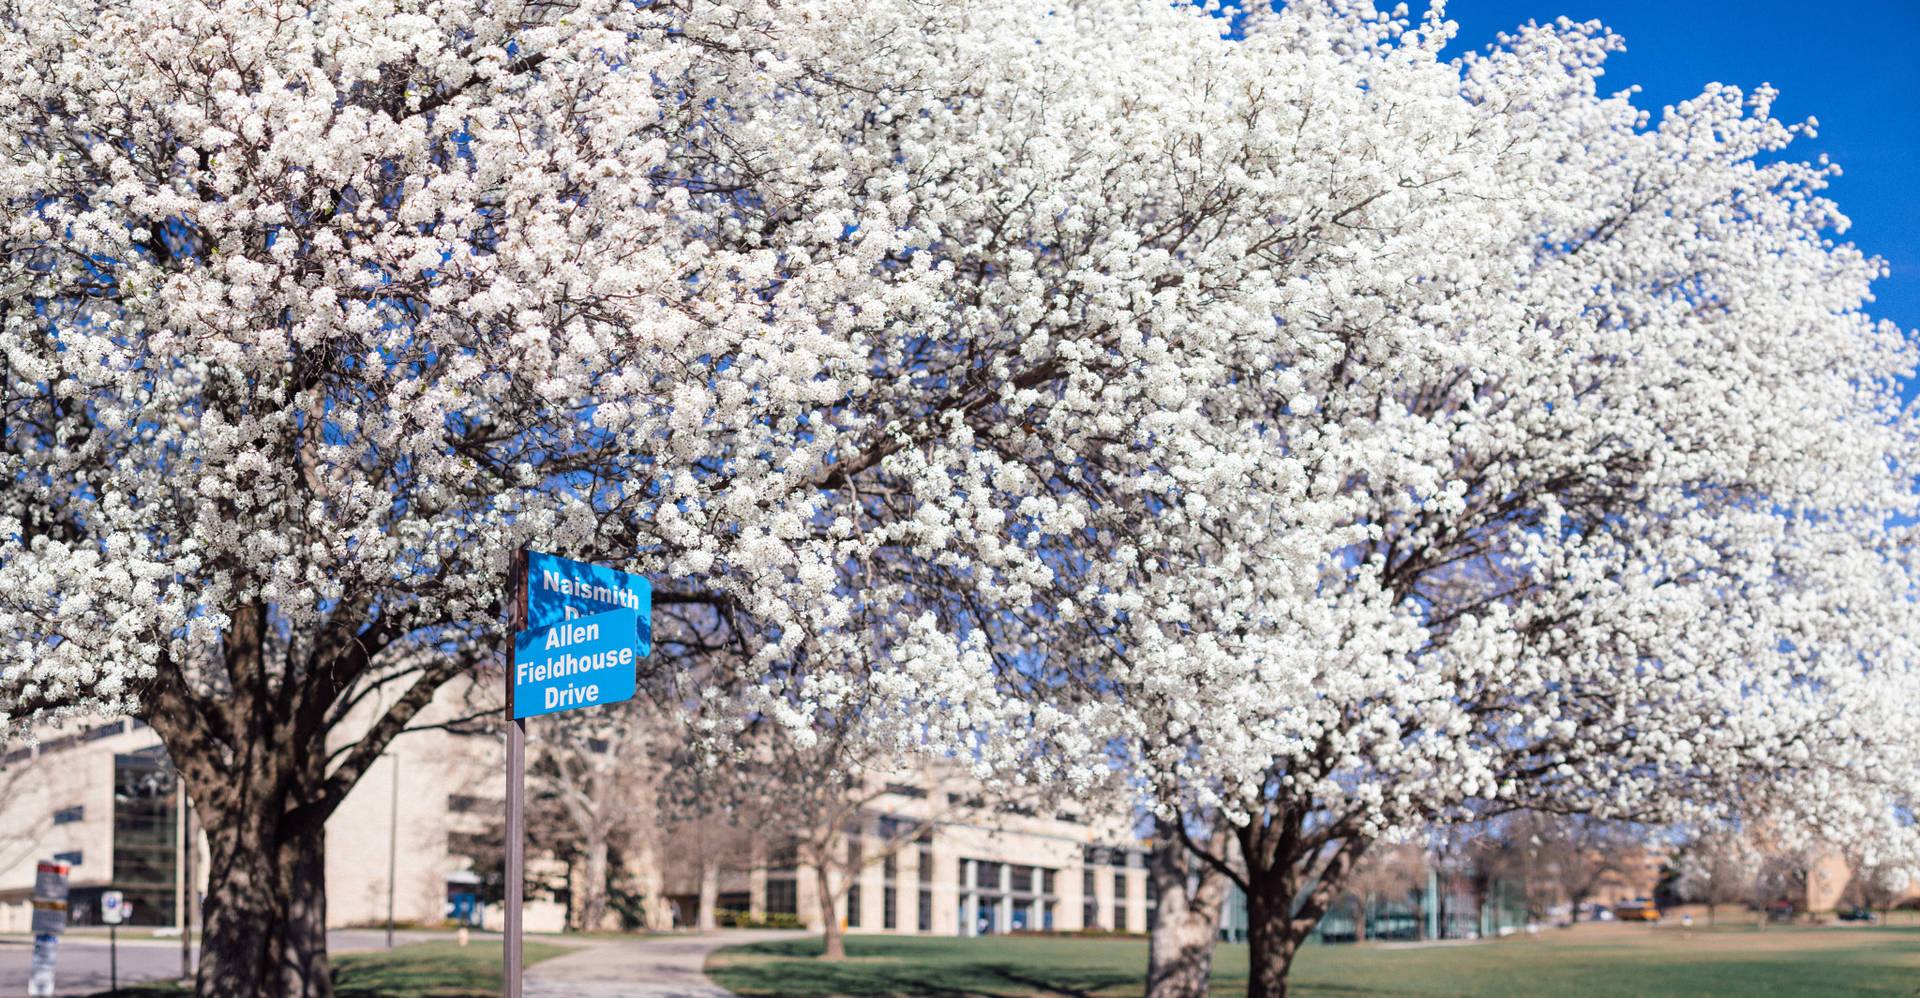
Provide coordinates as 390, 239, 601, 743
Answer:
0, 694, 1148, 937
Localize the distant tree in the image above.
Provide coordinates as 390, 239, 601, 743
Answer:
719, 719, 967, 961
527, 698, 669, 931
1477, 814, 1642, 922
0, 753, 51, 875
1845, 858, 1910, 919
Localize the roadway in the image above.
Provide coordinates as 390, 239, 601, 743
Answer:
0, 929, 421, 996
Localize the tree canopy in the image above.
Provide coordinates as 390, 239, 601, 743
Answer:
0, 0, 1915, 996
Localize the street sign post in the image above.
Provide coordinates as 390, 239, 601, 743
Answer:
504, 551, 649, 998
27, 935, 56, 998
103, 889, 124, 992
28, 861, 68, 997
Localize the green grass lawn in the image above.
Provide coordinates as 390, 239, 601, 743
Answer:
90, 939, 573, 998
706, 922, 1920, 997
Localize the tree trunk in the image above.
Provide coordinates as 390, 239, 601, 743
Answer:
197, 820, 280, 998
275, 820, 333, 998
1145, 824, 1229, 998
697, 857, 720, 931
134, 598, 452, 998
579, 836, 612, 931
194, 797, 333, 998
629, 837, 671, 930
1244, 887, 1305, 998
1353, 894, 1367, 943
815, 865, 846, 961
1233, 819, 1370, 998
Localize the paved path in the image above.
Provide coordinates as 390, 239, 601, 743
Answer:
524, 930, 792, 998
0, 929, 430, 996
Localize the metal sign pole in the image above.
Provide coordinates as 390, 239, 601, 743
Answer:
505, 548, 528, 998
110, 923, 117, 994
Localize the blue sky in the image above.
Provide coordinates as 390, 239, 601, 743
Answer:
1437, 0, 1920, 398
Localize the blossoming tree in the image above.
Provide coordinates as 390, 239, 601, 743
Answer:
2, 1, 1916, 997
0, 0, 1334, 992
1036, 8, 1920, 997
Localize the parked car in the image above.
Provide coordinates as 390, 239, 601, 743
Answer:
1765, 900, 1795, 922
1613, 899, 1660, 922
1836, 907, 1879, 923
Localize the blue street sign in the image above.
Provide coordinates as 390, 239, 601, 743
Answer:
512, 607, 639, 719
527, 551, 651, 655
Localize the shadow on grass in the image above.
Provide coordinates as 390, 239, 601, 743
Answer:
713, 937, 1140, 998
976, 965, 1136, 998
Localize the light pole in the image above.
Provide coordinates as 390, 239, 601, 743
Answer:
177, 765, 193, 982
387, 751, 399, 950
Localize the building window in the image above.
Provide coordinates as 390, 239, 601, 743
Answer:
447, 795, 497, 815
977, 861, 1003, 889
847, 885, 861, 928
918, 888, 933, 932
883, 886, 897, 930
1011, 866, 1033, 893
53, 805, 84, 825
766, 878, 799, 915
919, 847, 934, 884
447, 831, 492, 856
883, 853, 898, 881
884, 782, 927, 799
1083, 868, 1098, 929
112, 750, 178, 926
1113, 869, 1128, 932
52, 850, 81, 866
82, 721, 125, 743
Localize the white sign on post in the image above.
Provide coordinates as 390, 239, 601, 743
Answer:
26, 934, 57, 997
29, 861, 69, 935
102, 890, 125, 925
32, 861, 68, 907
27, 860, 69, 994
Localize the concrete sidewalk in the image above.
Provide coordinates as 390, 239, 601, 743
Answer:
523, 930, 793, 998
